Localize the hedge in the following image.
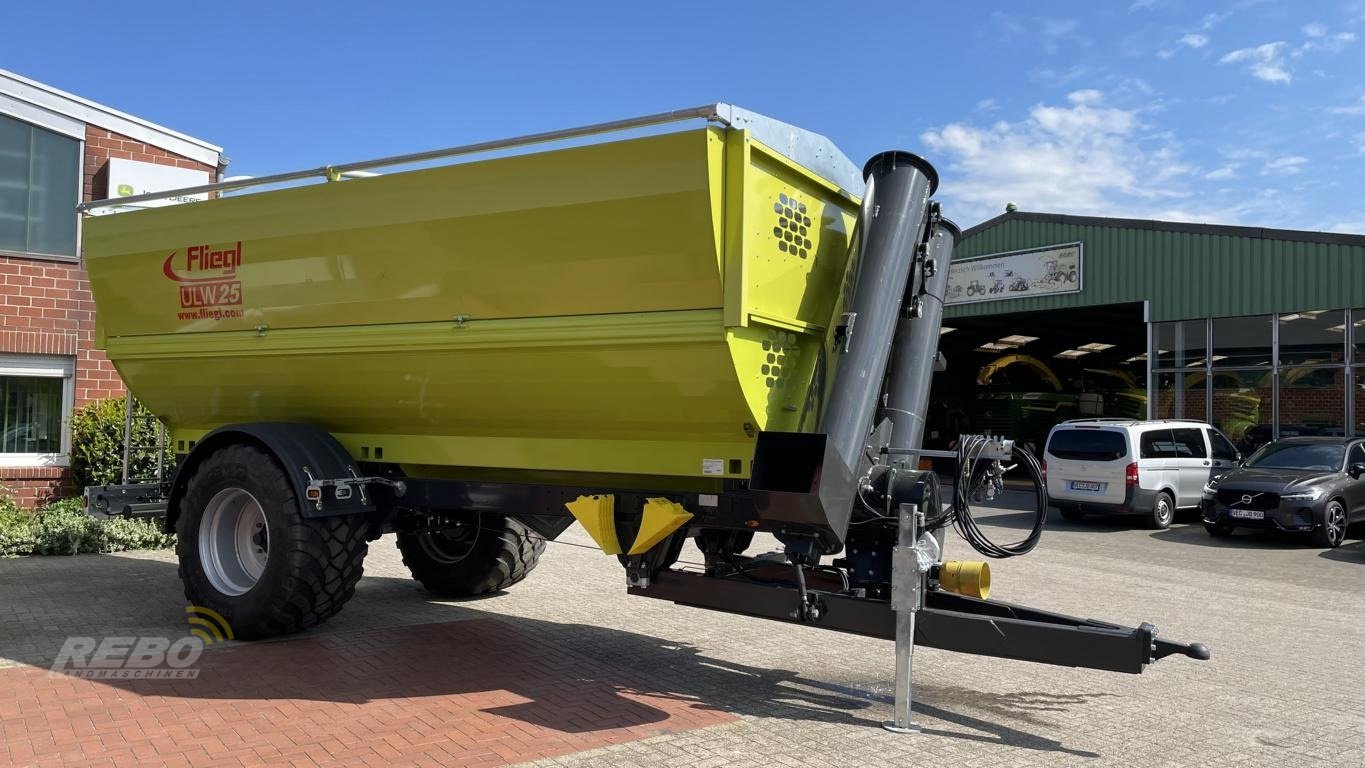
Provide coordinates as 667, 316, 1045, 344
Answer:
0, 495, 174, 557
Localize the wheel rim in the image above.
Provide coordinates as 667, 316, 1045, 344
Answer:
1326, 503, 1345, 545
417, 515, 482, 564
198, 488, 269, 597
1157, 498, 1172, 524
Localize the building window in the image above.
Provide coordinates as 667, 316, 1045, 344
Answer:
1153, 320, 1207, 369
1152, 310, 1364, 439
0, 113, 80, 258
1279, 310, 1346, 366
1209, 369, 1272, 451
0, 355, 75, 467
1277, 366, 1346, 437
1153, 370, 1207, 422
1212, 315, 1272, 368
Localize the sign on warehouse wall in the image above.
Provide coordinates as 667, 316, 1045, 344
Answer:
944, 242, 1083, 305
102, 158, 211, 210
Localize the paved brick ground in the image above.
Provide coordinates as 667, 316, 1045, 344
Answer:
1, 620, 731, 767
2, 495, 1364, 767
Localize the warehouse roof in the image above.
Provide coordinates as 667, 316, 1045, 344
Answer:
963, 210, 1365, 249
0, 68, 222, 167
948, 209, 1365, 322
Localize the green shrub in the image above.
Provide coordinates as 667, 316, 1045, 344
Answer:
31, 500, 102, 556
102, 516, 176, 551
0, 494, 40, 557
70, 397, 170, 489
0, 494, 174, 557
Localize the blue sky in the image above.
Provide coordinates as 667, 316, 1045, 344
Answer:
9, 0, 1365, 231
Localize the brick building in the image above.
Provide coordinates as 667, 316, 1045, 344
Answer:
1, 69, 223, 506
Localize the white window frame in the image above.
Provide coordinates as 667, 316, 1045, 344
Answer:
0, 354, 75, 468
0, 108, 84, 263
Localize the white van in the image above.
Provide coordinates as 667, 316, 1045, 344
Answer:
1043, 419, 1241, 529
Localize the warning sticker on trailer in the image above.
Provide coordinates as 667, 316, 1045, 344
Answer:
702, 459, 724, 476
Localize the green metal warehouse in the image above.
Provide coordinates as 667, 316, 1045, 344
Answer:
933, 211, 1365, 456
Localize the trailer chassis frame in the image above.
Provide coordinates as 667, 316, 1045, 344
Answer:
627, 563, 1210, 675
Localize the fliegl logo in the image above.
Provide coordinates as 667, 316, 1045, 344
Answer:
48, 607, 233, 680
165, 241, 246, 320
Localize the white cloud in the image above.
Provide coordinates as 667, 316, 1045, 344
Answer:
1129, 0, 1157, 10
1328, 96, 1365, 115
1150, 147, 1194, 181
974, 98, 999, 113
1180, 33, 1209, 48
1296, 29, 1356, 55
1041, 18, 1080, 38
1140, 193, 1287, 228
1302, 22, 1327, 38
990, 11, 1027, 39
1200, 11, 1231, 30
1204, 165, 1239, 180
1220, 42, 1291, 84
1119, 78, 1155, 96
1038, 17, 1081, 53
1066, 89, 1104, 106
1261, 155, 1308, 175
1356, 132, 1365, 155
1156, 48, 1176, 59
920, 91, 1188, 222
1029, 65, 1092, 87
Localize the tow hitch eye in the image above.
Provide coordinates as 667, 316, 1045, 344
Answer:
936, 560, 991, 600
1144, 621, 1213, 662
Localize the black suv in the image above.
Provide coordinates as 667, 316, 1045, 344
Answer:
1201, 437, 1365, 548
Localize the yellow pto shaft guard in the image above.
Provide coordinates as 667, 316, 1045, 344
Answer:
565, 495, 693, 555
565, 495, 622, 554
629, 498, 694, 555
938, 560, 991, 600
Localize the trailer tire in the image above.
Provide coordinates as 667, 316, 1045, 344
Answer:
396, 514, 544, 597
175, 443, 369, 640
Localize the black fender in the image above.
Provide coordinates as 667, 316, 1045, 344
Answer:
166, 422, 373, 531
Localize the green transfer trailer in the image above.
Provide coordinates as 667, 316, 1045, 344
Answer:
81, 104, 1206, 731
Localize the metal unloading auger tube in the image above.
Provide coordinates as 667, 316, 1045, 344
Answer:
817, 151, 937, 484
628, 146, 1210, 733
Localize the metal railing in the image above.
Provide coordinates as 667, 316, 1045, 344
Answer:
77, 104, 728, 213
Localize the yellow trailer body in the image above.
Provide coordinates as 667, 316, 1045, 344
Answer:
85, 118, 861, 484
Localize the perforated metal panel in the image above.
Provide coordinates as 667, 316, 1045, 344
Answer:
760, 328, 802, 390
772, 192, 814, 259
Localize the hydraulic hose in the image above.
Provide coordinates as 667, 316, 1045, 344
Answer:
939, 436, 1048, 558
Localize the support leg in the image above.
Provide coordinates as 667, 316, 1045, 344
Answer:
885, 610, 921, 733
884, 502, 923, 733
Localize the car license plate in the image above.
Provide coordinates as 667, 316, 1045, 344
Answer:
1228, 508, 1264, 520
1071, 481, 1102, 492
